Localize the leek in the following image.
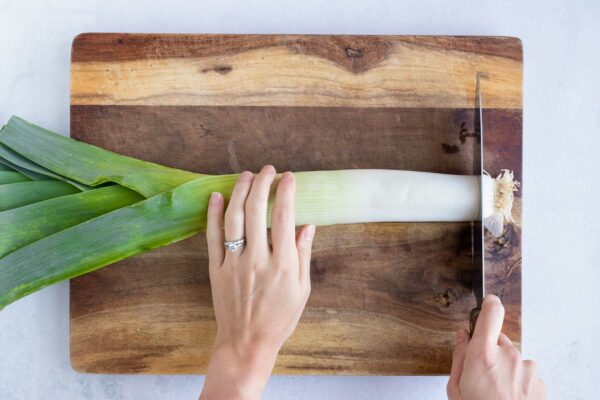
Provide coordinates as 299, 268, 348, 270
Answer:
0, 171, 31, 185
0, 180, 80, 211
0, 118, 202, 197
0, 116, 518, 309
0, 143, 91, 190
0, 185, 143, 258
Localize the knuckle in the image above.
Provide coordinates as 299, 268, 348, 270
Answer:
240, 248, 254, 261
272, 207, 293, 221
224, 207, 236, 219
248, 261, 260, 272
508, 348, 521, 365
206, 231, 217, 242
206, 229, 223, 243
255, 252, 270, 268
256, 174, 272, 187
240, 272, 254, 288
476, 347, 496, 368
225, 211, 243, 226
237, 257, 253, 270
245, 202, 262, 216
274, 259, 290, 271
241, 249, 259, 264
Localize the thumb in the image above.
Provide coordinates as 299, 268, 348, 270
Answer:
296, 225, 315, 286
447, 329, 470, 399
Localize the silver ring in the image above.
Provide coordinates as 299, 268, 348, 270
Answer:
224, 237, 246, 252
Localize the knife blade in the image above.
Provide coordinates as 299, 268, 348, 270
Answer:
469, 73, 486, 336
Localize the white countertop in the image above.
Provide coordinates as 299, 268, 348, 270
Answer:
1, 0, 599, 399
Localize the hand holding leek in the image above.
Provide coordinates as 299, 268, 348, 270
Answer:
201, 167, 314, 400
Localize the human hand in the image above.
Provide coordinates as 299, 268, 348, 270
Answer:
200, 166, 315, 400
447, 295, 546, 400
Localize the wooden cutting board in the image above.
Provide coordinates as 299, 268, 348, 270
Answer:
69, 34, 522, 375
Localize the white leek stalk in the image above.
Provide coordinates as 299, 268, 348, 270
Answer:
273, 169, 518, 237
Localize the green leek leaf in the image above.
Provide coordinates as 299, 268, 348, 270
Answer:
0, 180, 81, 212
0, 171, 30, 185
0, 143, 91, 190
0, 175, 236, 309
0, 185, 143, 258
0, 117, 204, 197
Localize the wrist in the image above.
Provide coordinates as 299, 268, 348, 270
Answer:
213, 332, 282, 361
201, 337, 279, 400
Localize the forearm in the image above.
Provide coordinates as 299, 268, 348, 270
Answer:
200, 340, 279, 400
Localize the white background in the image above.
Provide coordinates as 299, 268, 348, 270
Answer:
1, 0, 599, 399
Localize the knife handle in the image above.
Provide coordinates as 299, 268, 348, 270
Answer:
469, 307, 481, 337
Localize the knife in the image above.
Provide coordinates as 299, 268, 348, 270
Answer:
469, 73, 485, 336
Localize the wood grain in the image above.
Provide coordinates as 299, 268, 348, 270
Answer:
70, 106, 520, 175
69, 34, 522, 375
71, 34, 522, 64
71, 34, 522, 109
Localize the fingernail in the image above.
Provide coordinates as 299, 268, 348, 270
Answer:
282, 171, 293, 182
239, 171, 252, 181
483, 294, 502, 310
304, 225, 316, 241
210, 192, 221, 205
262, 165, 276, 174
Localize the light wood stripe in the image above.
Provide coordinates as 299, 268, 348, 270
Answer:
71, 42, 522, 108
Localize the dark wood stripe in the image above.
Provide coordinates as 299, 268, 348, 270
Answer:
70, 105, 522, 185
71, 34, 521, 71
71, 33, 394, 74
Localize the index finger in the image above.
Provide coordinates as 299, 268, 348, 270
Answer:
471, 294, 505, 348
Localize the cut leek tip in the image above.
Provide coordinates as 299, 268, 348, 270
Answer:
484, 170, 520, 237
494, 170, 520, 222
